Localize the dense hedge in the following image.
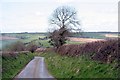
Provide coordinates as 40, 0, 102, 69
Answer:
57, 38, 119, 64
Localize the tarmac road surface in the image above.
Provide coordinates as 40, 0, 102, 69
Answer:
15, 57, 54, 79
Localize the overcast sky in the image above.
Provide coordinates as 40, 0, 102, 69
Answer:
0, 0, 119, 33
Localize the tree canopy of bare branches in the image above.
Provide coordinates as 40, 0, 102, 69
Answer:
49, 6, 80, 31
48, 6, 81, 48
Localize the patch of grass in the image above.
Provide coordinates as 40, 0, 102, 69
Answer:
39, 39, 51, 47
66, 41, 83, 44
40, 52, 118, 78
20, 35, 45, 43
2, 53, 35, 79
27, 39, 51, 48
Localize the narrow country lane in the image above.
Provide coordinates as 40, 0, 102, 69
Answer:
15, 57, 54, 79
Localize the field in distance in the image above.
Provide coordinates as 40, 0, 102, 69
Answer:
1, 32, 119, 50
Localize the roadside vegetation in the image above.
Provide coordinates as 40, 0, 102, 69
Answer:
1, 33, 119, 79
39, 38, 119, 78
1, 36, 50, 79
57, 39, 119, 64
40, 52, 118, 78
2, 52, 35, 79
3, 41, 26, 52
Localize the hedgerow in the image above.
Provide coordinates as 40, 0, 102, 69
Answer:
57, 38, 119, 64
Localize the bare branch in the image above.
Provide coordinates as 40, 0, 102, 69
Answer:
64, 11, 76, 22
49, 6, 80, 31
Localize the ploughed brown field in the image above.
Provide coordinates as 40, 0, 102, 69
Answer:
104, 34, 118, 38
0, 36, 18, 40
68, 37, 105, 43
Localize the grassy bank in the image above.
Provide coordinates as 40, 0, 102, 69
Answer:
40, 52, 118, 78
2, 53, 35, 79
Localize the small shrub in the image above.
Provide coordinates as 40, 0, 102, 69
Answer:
26, 42, 38, 53
5, 41, 26, 52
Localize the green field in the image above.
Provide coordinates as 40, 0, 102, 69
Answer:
1, 33, 48, 50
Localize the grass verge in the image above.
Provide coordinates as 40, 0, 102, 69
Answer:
40, 52, 118, 78
2, 53, 35, 79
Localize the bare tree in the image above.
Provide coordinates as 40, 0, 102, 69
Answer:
49, 6, 80, 30
49, 27, 70, 48
49, 6, 81, 48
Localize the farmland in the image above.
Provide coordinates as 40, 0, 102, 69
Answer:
1, 33, 49, 50
1, 32, 119, 50
1, 32, 119, 79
